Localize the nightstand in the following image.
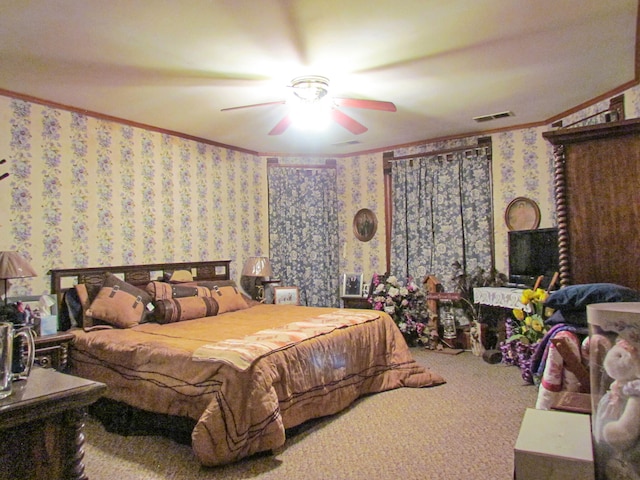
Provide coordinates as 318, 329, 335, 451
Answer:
34, 332, 75, 371
341, 296, 372, 309
0, 367, 106, 480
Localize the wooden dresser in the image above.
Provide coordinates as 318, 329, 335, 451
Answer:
0, 368, 106, 480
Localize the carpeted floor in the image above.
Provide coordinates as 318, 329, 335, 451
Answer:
82, 349, 538, 480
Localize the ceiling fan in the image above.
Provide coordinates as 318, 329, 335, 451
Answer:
221, 75, 396, 136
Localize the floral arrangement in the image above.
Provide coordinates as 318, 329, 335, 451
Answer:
501, 288, 551, 383
369, 274, 429, 344
507, 288, 551, 344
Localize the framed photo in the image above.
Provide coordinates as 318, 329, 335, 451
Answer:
274, 286, 300, 305
353, 208, 377, 242
342, 273, 363, 297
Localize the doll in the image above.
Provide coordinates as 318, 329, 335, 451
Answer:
597, 339, 640, 451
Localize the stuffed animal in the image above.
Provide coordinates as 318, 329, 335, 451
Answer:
599, 339, 640, 451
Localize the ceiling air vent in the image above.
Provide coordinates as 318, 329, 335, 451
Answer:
332, 140, 362, 147
473, 111, 514, 123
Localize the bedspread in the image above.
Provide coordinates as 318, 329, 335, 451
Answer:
69, 304, 444, 466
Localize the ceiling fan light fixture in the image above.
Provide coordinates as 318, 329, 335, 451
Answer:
290, 75, 331, 103
290, 100, 332, 131
287, 76, 333, 131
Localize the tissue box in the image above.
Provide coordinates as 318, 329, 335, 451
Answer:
40, 315, 58, 335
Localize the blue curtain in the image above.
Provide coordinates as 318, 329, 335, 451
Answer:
268, 167, 339, 307
390, 149, 493, 290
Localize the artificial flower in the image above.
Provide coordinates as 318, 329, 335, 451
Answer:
369, 274, 429, 344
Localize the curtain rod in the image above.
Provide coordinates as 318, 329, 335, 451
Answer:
267, 158, 337, 169
384, 139, 491, 161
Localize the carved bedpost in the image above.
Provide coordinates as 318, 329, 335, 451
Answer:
552, 144, 571, 287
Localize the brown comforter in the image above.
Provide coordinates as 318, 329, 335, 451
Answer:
69, 304, 444, 466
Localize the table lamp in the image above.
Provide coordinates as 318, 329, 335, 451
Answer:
240, 256, 273, 301
0, 251, 37, 306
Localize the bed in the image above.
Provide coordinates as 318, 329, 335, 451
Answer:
50, 260, 445, 467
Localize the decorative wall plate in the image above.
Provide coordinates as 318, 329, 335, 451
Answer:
353, 208, 377, 242
505, 197, 541, 231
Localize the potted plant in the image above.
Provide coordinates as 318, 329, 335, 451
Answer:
450, 261, 508, 353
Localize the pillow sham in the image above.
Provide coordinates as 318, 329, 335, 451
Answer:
544, 283, 640, 312
145, 281, 211, 301
162, 269, 194, 283
86, 273, 153, 328
153, 296, 219, 324
210, 284, 249, 314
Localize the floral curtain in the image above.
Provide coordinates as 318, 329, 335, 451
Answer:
268, 166, 339, 307
390, 149, 493, 291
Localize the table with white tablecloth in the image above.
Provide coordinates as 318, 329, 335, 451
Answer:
471, 287, 526, 354
473, 287, 526, 310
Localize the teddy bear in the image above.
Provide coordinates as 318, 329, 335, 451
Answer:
597, 338, 640, 452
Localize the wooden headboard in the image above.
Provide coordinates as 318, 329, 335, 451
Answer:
49, 260, 231, 308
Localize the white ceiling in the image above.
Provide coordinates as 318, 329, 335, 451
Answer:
0, 0, 637, 156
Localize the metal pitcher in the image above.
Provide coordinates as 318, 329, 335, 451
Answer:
0, 322, 35, 399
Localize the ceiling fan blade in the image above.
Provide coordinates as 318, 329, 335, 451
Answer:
269, 115, 292, 135
221, 100, 286, 112
331, 109, 368, 135
334, 98, 397, 112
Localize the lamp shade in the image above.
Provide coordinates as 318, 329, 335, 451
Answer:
241, 256, 273, 278
0, 251, 37, 280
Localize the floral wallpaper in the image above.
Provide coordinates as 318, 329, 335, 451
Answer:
1, 82, 639, 299
0, 96, 269, 296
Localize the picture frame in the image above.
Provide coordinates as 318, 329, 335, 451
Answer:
504, 196, 540, 231
342, 273, 363, 297
353, 208, 377, 242
273, 286, 300, 305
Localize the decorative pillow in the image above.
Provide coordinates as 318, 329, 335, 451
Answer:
190, 280, 237, 290
75, 283, 113, 331
59, 288, 81, 330
545, 309, 589, 328
86, 273, 153, 328
163, 270, 194, 283
544, 283, 640, 312
153, 296, 219, 324
145, 281, 211, 301
210, 284, 249, 314
193, 280, 260, 307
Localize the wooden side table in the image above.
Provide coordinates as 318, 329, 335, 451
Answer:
34, 332, 75, 371
341, 296, 371, 309
0, 368, 106, 480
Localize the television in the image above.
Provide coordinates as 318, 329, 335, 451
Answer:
508, 227, 559, 288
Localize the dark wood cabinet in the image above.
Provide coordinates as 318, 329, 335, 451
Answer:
0, 368, 106, 480
543, 119, 640, 290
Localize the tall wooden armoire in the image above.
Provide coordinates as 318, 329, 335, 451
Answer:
543, 119, 640, 291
